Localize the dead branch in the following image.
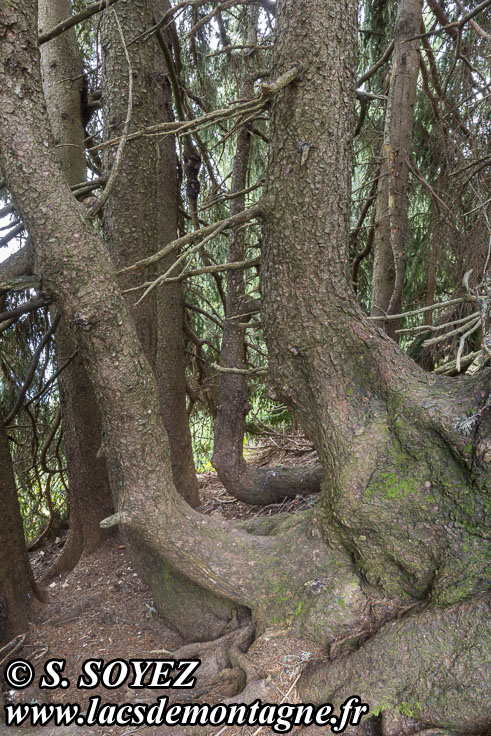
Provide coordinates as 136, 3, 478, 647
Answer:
39, 0, 121, 44
407, 0, 491, 42
4, 313, 61, 426
119, 205, 261, 276
90, 66, 300, 154
356, 40, 394, 87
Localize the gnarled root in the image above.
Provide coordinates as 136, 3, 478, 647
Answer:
298, 593, 490, 734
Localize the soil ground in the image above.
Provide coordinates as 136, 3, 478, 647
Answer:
1, 443, 329, 736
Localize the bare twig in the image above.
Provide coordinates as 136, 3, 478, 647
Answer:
133, 221, 230, 304
119, 205, 262, 276
357, 40, 394, 87
131, 256, 262, 288
0, 222, 24, 248
207, 43, 271, 57
422, 315, 480, 347
39, 0, 121, 44
456, 319, 481, 372
455, 0, 491, 39
0, 296, 48, 323
25, 351, 78, 409
396, 312, 479, 335
211, 363, 267, 376
406, 0, 491, 41
4, 313, 61, 426
369, 296, 474, 321
90, 65, 300, 154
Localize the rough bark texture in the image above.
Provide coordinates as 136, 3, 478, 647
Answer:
38, 0, 85, 183
0, 408, 37, 645
1, 1, 489, 729
101, 0, 198, 507
38, 0, 113, 574
370, 0, 423, 339
212, 9, 322, 506
0, 0, 370, 648
263, 0, 489, 611
299, 594, 490, 731
262, 0, 489, 727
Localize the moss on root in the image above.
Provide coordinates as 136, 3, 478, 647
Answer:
299, 593, 490, 733
327, 412, 489, 606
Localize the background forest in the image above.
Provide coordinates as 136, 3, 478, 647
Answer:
0, 0, 489, 733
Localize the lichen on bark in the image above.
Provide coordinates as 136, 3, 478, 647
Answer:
0, 1, 489, 732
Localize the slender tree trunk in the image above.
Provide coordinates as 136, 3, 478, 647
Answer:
0, 409, 37, 645
212, 9, 322, 505
101, 0, 198, 506
370, 0, 423, 340
38, 0, 113, 575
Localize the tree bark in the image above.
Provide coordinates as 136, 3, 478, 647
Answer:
212, 8, 321, 505
0, 409, 37, 645
0, 0, 368, 647
101, 0, 198, 507
299, 593, 490, 732
370, 0, 423, 340
263, 0, 489, 609
38, 0, 113, 575
1, 1, 489, 728
260, 0, 489, 724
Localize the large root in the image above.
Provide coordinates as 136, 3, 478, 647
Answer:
298, 593, 490, 733
213, 460, 322, 505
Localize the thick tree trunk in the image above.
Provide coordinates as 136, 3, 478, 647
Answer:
101, 0, 198, 507
0, 409, 37, 645
262, 0, 489, 722
1, 1, 489, 729
263, 0, 489, 607
38, 0, 113, 575
370, 0, 423, 340
0, 0, 368, 647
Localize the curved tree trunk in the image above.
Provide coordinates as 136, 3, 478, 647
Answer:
1, 1, 489, 729
370, 0, 423, 340
263, 0, 489, 609
0, 2, 368, 649
212, 8, 321, 505
38, 0, 113, 575
262, 0, 489, 721
101, 0, 198, 507
0, 409, 38, 645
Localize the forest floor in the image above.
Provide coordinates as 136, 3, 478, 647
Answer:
3, 440, 327, 736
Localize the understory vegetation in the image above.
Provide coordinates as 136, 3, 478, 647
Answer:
0, 0, 489, 733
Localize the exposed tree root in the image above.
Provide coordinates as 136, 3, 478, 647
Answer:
298, 593, 490, 733
211, 461, 322, 505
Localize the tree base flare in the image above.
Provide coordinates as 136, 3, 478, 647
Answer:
298, 593, 491, 733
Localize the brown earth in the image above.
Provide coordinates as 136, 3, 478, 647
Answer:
1, 442, 334, 736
